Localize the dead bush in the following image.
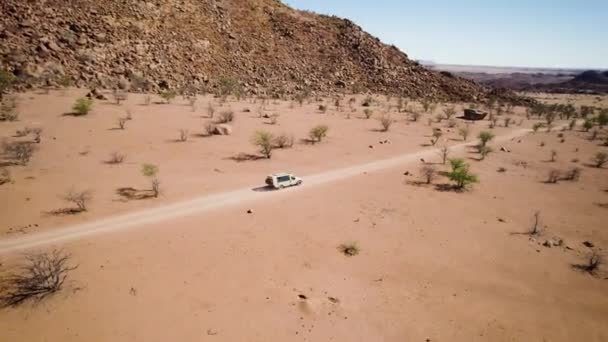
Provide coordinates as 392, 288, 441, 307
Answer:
112, 91, 128, 105
207, 103, 215, 118
0, 96, 18, 121
318, 104, 328, 113
0, 167, 10, 185
409, 112, 421, 122
438, 145, 450, 164
179, 129, 189, 142
338, 243, 360, 257
592, 152, 608, 168
62, 189, 92, 212
572, 252, 602, 276
3, 141, 35, 165
117, 117, 127, 130
420, 165, 436, 184
273, 133, 294, 149
106, 152, 126, 164
203, 122, 216, 136
378, 114, 393, 131
0, 250, 77, 308
563, 167, 581, 181
216, 110, 234, 123
309, 125, 329, 144
443, 106, 456, 120
269, 113, 279, 125
547, 169, 561, 184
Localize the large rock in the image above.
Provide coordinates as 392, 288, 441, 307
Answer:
213, 124, 232, 136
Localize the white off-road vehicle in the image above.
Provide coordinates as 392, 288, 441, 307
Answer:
265, 172, 303, 189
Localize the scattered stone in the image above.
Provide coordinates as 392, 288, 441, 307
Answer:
583, 241, 595, 248
403, 171, 410, 176
298, 294, 307, 300
246, 209, 253, 214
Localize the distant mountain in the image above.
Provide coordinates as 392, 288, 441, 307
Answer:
532, 70, 608, 94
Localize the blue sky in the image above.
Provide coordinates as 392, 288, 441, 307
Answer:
283, 0, 607, 69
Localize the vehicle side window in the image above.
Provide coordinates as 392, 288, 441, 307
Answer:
278, 176, 290, 182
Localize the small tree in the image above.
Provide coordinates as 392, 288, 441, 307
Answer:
252, 131, 274, 158
309, 125, 329, 144
592, 152, 608, 168
217, 110, 234, 123
438, 145, 449, 164
378, 114, 393, 132
72, 98, 93, 116
159, 90, 177, 104
63, 189, 92, 212
431, 130, 443, 146
478, 131, 495, 148
420, 165, 436, 184
582, 119, 594, 132
447, 159, 478, 190
459, 126, 470, 141
142, 163, 160, 197
273, 133, 294, 149
443, 106, 456, 120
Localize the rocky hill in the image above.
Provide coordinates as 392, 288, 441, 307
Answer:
2, 0, 504, 102
528, 70, 608, 94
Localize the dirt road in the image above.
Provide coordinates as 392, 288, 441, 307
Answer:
0, 129, 530, 254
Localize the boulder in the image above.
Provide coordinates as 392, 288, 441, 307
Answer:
213, 124, 232, 136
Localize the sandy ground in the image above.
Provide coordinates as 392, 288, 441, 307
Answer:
1, 91, 607, 341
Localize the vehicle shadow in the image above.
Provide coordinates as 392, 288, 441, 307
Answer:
252, 185, 277, 192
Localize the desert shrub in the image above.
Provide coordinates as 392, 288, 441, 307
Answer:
269, 113, 279, 125
207, 103, 215, 118
409, 112, 421, 122
273, 133, 294, 149
309, 125, 329, 143
142, 163, 160, 197
582, 119, 594, 132
0, 168, 10, 185
63, 189, 92, 211
0, 250, 77, 308
590, 129, 599, 141
569, 119, 577, 130
378, 114, 393, 132
592, 152, 608, 168
144, 95, 152, 106
504, 117, 512, 127
0, 70, 16, 98
458, 126, 470, 141
420, 165, 436, 184
117, 117, 127, 130
217, 110, 234, 123
479, 145, 493, 160
363, 108, 373, 119
572, 252, 602, 275
550, 150, 557, 162
447, 159, 478, 189
362, 96, 373, 107
179, 129, 189, 142
563, 167, 581, 181
252, 131, 274, 158
3, 141, 35, 165
435, 113, 445, 123
547, 169, 561, 183
112, 90, 128, 105
338, 243, 360, 257
446, 118, 456, 128
203, 122, 216, 136
489, 115, 498, 129
218, 76, 239, 98
438, 145, 449, 164
318, 104, 328, 113
72, 98, 93, 116
107, 152, 126, 164
443, 106, 456, 120
598, 110, 608, 127
159, 90, 177, 104
188, 96, 197, 112
421, 99, 432, 113
0, 96, 18, 121
478, 131, 495, 147
532, 122, 544, 133
431, 129, 443, 146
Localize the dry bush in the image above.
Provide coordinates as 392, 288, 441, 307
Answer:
112, 91, 128, 105
14, 126, 32, 137
188, 97, 197, 112
378, 114, 393, 131
504, 117, 512, 127
207, 103, 215, 118
143, 95, 152, 106
251, 131, 274, 158
216, 110, 234, 123
179, 129, 189, 142
572, 252, 602, 276
532, 123, 544, 133
420, 165, 436, 184
62, 189, 92, 212
362, 96, 373, 107
72, 98, 93, 116
547, 169, 561, 184
409, 112, 421, 122
269, 113, 279, 125
431, 129, 442, 146
443, 106, 456, 120
446, 118, 457, 128
0, 250, 77, 308
0, 96, 18, 121
203, 122, 216, 136
438, 146, 450, 164
435, 113, 445, 123
593, 152, 608, 168
106, 152, 126, 165
550, 150, 557, 162
309, 125, 329, 144
563, 167, 581, 181
31, 127, 42, 143
117, 117, 127, 130
159, 90, 177, 104
363, 108, 373, 119
479, 146, 493, 160
0, 167, 10, 185
459, 126, 470, 141
3, 141, 35, 165
318, 104, 328, 113
273, 133, 294, 149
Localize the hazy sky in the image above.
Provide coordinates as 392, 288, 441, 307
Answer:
284, 0, 607, 69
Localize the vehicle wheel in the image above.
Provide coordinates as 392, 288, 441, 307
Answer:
279, 185, 285, 189
297, 181, 302, 186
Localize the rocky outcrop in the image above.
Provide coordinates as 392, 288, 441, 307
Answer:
1, 0, 503, 102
